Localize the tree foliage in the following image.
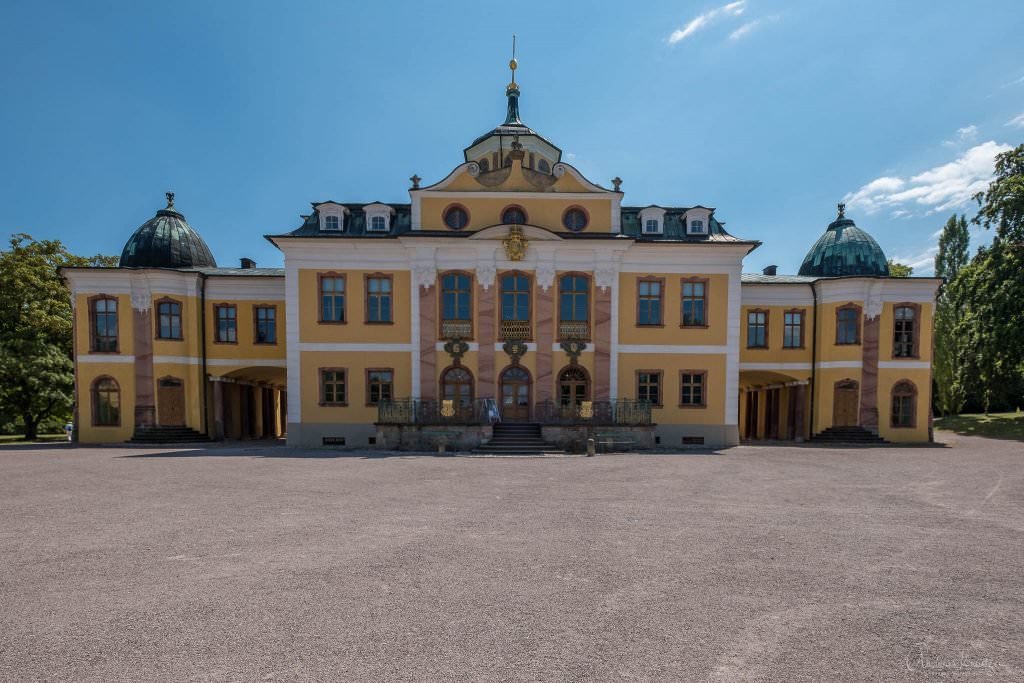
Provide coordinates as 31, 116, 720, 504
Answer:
0, 234, 117, 439
934, 144, 1024, 415
886, 259, 913, 277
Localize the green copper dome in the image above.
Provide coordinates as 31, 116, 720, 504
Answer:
798, 205, 889, 277
119, 193, 217, 269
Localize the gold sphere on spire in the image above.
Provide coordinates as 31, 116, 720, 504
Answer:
509, 58, 518, 71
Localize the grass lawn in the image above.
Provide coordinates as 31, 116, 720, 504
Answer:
934, 411, 1024, 441
0, 434, 67, 445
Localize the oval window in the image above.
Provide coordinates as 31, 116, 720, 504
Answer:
443, 206, 469, 230
562, 207, 588, 232
501, 206, 527, 225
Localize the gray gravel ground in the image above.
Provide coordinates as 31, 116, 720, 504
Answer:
0, 432, 1021, 682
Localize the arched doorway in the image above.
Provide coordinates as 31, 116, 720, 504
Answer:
440, 366, 474, 419
833, 379, 859, 427
557, 366, 590, 407
499, 366, 531, 421
157, 376, 186, 426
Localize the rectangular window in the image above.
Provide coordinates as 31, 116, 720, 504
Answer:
90, 297, 118, 352
783, 310, 804, 348
747, 310, 768, 348
366, 275, 393, 323
366, 369, 394, 405
680, 371, 706, 407
319, 275, 345, 323
893, 306, 916, 357
320, 368, 346, 405
836, 306, 860, 345
156, 300, 182, 340
689, 219, 706, 234
637, 279, 663, 326
368, 215, 387, 232
440, 271, 473, 339
499, 272, 531, 340
637, 371, 662, 407
681, 279, 707, 327
254, 305, 277, 344
643, 219, 660, 233
215, 305, 237, 343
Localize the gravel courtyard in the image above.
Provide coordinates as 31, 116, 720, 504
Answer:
1, 434, 1021, 682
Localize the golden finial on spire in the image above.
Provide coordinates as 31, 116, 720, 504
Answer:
508, 34, 518, 89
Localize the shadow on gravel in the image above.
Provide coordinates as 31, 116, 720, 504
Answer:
0, 442, 75, 452
118, 447, 452, 460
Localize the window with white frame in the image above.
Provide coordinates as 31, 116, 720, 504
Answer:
363, 204, 394, 233
638, 207, 665, 235
318, 204, 347, 232
688, 219, 706, 234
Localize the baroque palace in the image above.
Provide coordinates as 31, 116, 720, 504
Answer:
61, 62, 940, 450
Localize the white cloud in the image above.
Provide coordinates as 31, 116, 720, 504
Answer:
892, 245, 939, 276
728, 14, 779, 40
943, 124, 978, 146
843, 141, 1012, 216
1006, 112, 1024, 128
668, 1, 746, 44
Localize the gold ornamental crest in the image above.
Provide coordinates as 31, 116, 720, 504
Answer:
502, 225, 528, 261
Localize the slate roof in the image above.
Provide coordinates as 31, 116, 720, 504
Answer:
268, 202, 759, 246
741, 273, 818, 284
798, 215, 889, 277
119, 205, 217, 269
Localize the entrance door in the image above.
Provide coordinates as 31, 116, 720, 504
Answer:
157, 377, 186, 426
500, 367, 531, 421
833, 380, 859, 427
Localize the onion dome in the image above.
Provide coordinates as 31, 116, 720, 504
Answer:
119, 193, 217, 269
798, 203, 889, 277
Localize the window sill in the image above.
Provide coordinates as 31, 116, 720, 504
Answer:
213, 340, 238, 345
319, 402, 348, 407
155, 336, 184, 342
746, 345, 769, 350
318, 320, 347, 325
365, 321, 395, 325
678, 404, 707, 409
835, 341, 861, 346
679, 324, 709, 330
87, 349, 121, 355
254, 341, 278, 346
636, 323, 665, 328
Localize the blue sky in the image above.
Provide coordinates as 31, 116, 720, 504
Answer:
1, 0, 1022, 275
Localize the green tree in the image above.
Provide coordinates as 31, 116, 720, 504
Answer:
0, 234, 117, 439
935, 214, 969, 280
886, 260, 913, 277
932, 214, 971, 415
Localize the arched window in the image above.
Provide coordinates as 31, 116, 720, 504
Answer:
501, 206, 527, 225
441, 366, 474, 410
92, 376, 120, 426
537, 159, 550, 174
443, 205, 469, 230
478, 158, 490, 172
558, 274, 589, 340
558, 366, 590, 407
891, 381, 917, 428
562, 207, 589, 232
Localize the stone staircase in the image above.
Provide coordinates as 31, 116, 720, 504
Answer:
130, 426, 211, 444
812, 426, 889, 445
474, 423, 561, 455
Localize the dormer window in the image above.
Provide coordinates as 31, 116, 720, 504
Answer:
689, 220, 706, 234
363, 203, 395, 233
638, 207, 666, 235
537, 159, 550, 174
318, 203, 348, 232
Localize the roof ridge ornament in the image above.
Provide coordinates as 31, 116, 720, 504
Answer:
166, 191, 175, 209
837, 202, 845, 219
503, 36, 522, 126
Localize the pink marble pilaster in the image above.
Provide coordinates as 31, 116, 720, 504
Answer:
593, 285, 612, 401
133, 308, 156, 427
535, 285, 554, 404
477, 281, 495, 399
859, 315, 880, 431
419, 283, 437, 400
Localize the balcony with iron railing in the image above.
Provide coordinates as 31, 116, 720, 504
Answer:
440, 319, 472, 339
499, 319, 532, 341
377, 398, 652, 426
557, 320, 590, 341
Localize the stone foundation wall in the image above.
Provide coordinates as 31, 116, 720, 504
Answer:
377, 424, 493, 452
